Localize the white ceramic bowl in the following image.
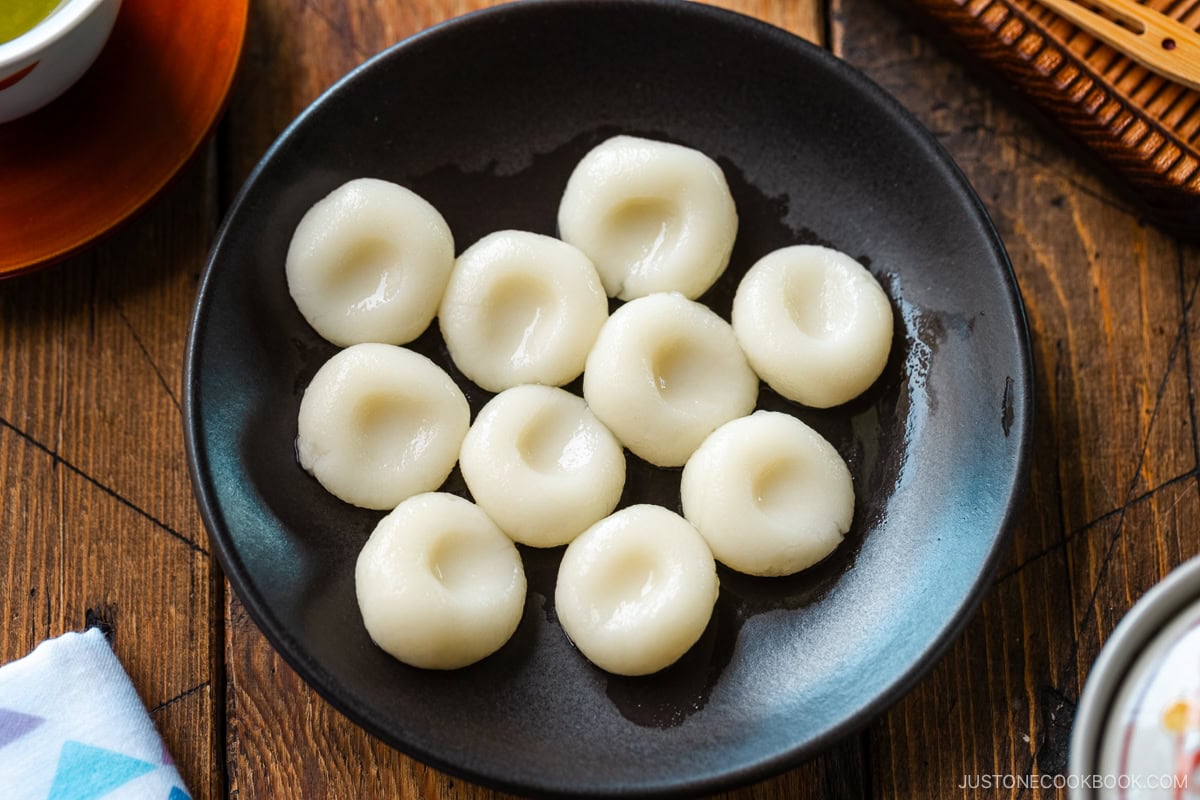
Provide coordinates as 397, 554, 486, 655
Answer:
0, 0, 121, 124
1070, 555, 1200, 798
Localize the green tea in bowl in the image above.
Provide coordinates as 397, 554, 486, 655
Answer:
0, 0, 121, 123
0, 0, 63, 45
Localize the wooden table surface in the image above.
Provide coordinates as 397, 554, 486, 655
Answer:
3, 0, 1198, 797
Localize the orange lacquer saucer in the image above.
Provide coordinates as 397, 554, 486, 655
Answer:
0, 0, 248, 277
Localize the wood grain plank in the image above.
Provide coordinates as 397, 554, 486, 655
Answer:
708, 0, 823, 40
0, 420, 63, 660
833, 0, 1200, 796
0, 260, 64, 449
0, 154, 221, 799
51, 154, 215, 544
1068, 476, 1200, 688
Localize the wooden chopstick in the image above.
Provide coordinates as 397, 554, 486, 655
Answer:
1031, 0, 1200, 91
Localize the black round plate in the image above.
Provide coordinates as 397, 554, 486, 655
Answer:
184, 2, 1033, 796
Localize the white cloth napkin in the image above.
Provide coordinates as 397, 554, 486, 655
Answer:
0, 629, 190, 800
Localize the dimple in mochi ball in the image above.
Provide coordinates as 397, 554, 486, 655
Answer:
681, 411, 854, 577
356, 492, 527, 670
558, 135, 738, 301
583, 292, 758, 467
286, 178, 455, 347
296, 343, 469, 510
459, 385, 625, 548
732, 245, 893, 408
555, 504, 718, 676
439, 230, 608, 393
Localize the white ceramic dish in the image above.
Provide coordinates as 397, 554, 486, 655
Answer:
0, 0, 121, 124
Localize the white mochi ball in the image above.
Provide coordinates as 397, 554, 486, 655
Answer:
555, 505, 718, 676
356, 493, 527, 670
286, 178, 454, 346
460, 385, 626, 548
296, 344, 469, 510
732, 245, 893, 408
558, 135, 738, 301
439, 230, 608, 393
681, 411, 854, 576
583, 292, 758, 467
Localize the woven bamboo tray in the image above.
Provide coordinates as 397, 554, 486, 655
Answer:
903, 0, 1200, 233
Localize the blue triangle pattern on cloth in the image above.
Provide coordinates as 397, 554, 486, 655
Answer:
167, 788, 190, 800
48, 741, 156, 800
0, 708, 44, 750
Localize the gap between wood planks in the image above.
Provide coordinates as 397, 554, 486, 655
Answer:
0, 414, 207, 556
